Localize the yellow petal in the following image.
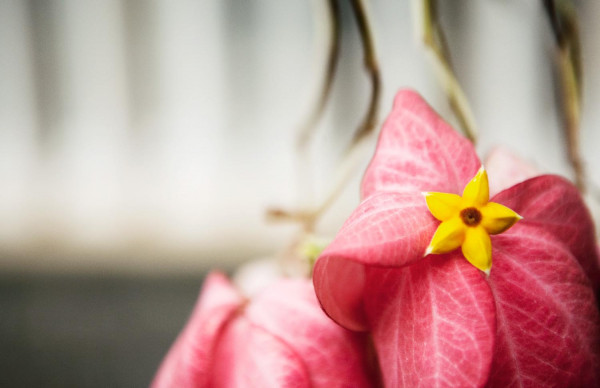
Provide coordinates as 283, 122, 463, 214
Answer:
461, 226, 492, 274
423, 192, 462, 221
480, 202, 522, 235
425, 216, 466, 255
462, 166, 489, 206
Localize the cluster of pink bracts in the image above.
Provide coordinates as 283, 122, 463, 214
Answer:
152, 91, 600, 387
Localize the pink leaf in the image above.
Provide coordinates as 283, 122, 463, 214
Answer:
245, 279, 376, 387
211, 317, 311, 387
151, 272, 244, 388
313, 255, 368, 332
362, 89, 480, 199
321, 192, 437, 267
484, 147, 539, 197
313, 191, 438, 331
488, 225, 600, 386
153, 274, 377, 387
311, 89, 600, 387
492, 175, 600, 288
364, 256, 496, 387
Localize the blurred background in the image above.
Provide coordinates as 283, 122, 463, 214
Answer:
1, 0, 599, 386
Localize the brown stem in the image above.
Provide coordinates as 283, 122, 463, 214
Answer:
543, 0, 585, 191
421, 0, 477, 143
266, 207, 316, 233
267, 139, 367, 233
297, 0, 341, 148
349, 0, 381, 147
269, 1, 381, 234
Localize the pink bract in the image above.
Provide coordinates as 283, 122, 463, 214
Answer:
313, 90, 600, 387
483, 147, 539, 197
152, 272, 376, 387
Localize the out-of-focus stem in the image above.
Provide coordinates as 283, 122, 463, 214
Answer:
349, 0, 381, 147
297, 0, 341, 148
420, 0, 477, 143
305, 0, 380, 227
267, 139, 368, 233
543, 0, 585, 191
269, 0, 381, 232
559, 48, 584, 190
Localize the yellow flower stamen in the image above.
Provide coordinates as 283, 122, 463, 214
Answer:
423, 167, 522, 274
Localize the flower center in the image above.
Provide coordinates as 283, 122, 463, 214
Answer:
460, 207, 482, 226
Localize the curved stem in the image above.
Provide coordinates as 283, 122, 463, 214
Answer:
349, 0, 381, 148
420, 0, 477, 143
543, 0, 585, 192
297, 0, 341, 148
270, 0, 381, 232
267, 139, 368, 233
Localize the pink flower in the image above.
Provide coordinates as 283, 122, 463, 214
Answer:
152, 272, 377, 387
313, 90, 600, 387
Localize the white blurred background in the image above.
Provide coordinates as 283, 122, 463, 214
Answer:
0, 0, 598, 275
1, 1, 600, 386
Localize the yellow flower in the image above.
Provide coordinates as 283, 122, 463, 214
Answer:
423, 167, 522, 275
